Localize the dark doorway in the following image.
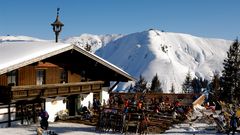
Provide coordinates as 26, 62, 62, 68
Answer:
67, 95, 77, 116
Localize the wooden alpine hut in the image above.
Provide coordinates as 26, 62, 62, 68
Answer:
0, 41, 135, 127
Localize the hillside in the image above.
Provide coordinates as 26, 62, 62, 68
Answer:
96, 30, 232, 92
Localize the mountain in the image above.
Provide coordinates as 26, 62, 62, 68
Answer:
95, 30, 232, 92
0, 35, 44, 42
64, 34, 123, 52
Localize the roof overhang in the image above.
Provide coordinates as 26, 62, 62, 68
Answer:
72, 46, 135, 81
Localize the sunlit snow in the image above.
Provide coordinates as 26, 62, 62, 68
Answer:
95, 30, 232, 92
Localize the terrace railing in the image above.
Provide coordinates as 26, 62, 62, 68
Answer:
0, 81, 104, 102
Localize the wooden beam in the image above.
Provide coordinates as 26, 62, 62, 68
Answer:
8, 103, 11, 127
33, 103, 36, 123
21, 104, 23, 125
108, 81, 119, 93
11, 81, 104, 91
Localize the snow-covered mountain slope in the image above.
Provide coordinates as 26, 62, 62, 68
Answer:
0, 35, 44, 42
64, 34, 123, 52
96, 30, 233, 92
0, 30, 233, 93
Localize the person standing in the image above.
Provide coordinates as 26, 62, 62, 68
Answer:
93, 98, 101, 111
227, 113, 238, 135
39, 109, 49, 130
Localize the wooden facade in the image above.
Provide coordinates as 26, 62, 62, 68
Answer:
0, 61, 105, 102
0, 62, 85, 87
0, 59, 103, 127
0, 43, 134, 127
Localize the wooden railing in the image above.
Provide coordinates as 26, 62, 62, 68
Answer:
10, 81, 104, 101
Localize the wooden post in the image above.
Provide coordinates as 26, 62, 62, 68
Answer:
33, 103, 36, 123
43, 99, 46, 110
21, 103, 23, 125
8, 103, 11, 127
68, 86, 71, 93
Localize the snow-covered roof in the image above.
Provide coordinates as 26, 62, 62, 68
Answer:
0, 41, 135, 81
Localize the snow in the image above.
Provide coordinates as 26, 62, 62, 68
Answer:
0, 35, 44, 42
64, 34, 122, 53
95, 29, 233, 92
0, 41, 72, 74
0, 122, 96, 135
163, 123, 219, 135
1, 121, 239, 135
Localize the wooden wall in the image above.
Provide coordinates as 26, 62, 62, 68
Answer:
46, 67, 61, 84
0, 62, 83, 86
18, 66, 36, 85
68, 71, 81, 83
0, 74, 7, 86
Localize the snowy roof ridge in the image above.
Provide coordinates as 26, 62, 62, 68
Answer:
0, 42, 73, 75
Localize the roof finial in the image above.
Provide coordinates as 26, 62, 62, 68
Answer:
51, 8, 64, 43
57, 8, 60, 16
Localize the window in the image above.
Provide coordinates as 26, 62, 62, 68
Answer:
36, 69, 46, 85
7, 70, 17, 86
60, 69, 68, 83
80, 70, 87, 82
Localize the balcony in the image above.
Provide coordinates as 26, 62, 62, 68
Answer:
0, 81, 104, 102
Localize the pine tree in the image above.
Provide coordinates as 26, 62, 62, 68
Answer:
199, 78, 209, 89
170, 83, 175, 93
192, 77, 201, 94
221, 39, 240, 103
150, 74, 162, 92
134, 75, 147, 92
209, 73, 221, 101
237, 71, 240, 102
182, 71, 193, 93
128, 84, 133, 93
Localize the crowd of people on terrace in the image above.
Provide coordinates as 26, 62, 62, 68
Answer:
79, 93, 240, 134
89, 93, 196, 134
98, 93, 192, 120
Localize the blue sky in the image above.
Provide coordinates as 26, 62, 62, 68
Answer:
0, 0, 239, 40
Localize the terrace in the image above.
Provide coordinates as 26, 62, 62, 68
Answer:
0, 81, 104, 102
